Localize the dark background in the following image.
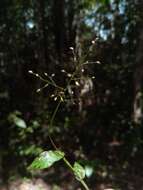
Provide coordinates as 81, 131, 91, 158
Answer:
0, 0, 143, 189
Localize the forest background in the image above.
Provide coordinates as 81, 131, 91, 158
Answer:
0, 0, 143, 189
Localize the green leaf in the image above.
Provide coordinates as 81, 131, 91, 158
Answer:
73, 162, 85, 180
8, 112, 27, 128
85, 165, 93, 178
29, 150, 65, 170
14, 117, 27, 128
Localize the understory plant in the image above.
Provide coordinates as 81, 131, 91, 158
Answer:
28, 41, 100, 190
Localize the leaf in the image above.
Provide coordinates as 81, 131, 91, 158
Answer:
8, 111, 26, 128
14, 117, 27, 128
73, 162, 85, 180
85, 165, 93, 178
29, 150, 65, 170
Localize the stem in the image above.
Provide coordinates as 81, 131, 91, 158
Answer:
63, 157, 90, 190
36, 74, 63, 90
50, 100, 61, 128
48, 135, 58, 150
80, 180, 90, 190
47, 74, 90, 190
63, 157, 74, 171
48, 100, 62, 149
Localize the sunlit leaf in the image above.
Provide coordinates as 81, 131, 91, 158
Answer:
14, 117, 27, 128
29, 150, 65, 170
8, 111, 27, 128
73, 162, 85, 180
85, 165, 93, 178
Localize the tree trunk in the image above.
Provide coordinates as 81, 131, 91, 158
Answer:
133, 2, 143, 124
34, 0, 48, 112
53, 0, 66, 64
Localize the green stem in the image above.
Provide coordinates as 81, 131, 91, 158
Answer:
63, 157, 74, 171
63, 158, 90, 190
36, 74, 63, 90
48, 100, 62, 150
50, 100, 61, 128
80, 180, 90, 190
48, 82, 90, 190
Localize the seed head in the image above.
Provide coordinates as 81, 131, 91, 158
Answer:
69, 47, 74, 50
91, 40, 95, 44
96, 61, 101, 64
44, 72, 48, 76
81, 69, 84, 73
36, 89, 41, 93
54, 97, 57, 101
28, 70, 33, 74
75, 81, 80, 86
67, 73, 72, 77
51, 73, 55, 77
